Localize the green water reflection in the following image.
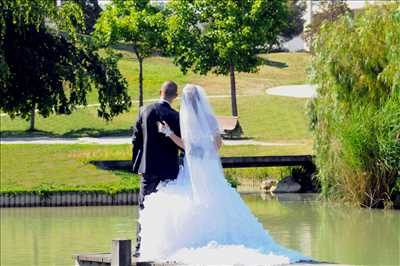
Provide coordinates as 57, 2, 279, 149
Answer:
1, 206, 136, 266
1, 193, 399, 266
243, 193, 400, 266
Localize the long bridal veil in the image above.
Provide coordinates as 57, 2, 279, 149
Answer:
138, 84, 310, 265
179, 84, 223, 203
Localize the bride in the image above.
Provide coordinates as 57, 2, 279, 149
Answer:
138, 84, 310, 265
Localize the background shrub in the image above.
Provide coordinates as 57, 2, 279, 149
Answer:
309, 3, 400, 208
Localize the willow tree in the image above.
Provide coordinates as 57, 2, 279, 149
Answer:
167, 0, 287, 116
309, 3, 400, 208
0, 0, 131, 131
94, 0, 166, 107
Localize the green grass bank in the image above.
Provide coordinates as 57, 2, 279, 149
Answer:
0, 144, 311, 194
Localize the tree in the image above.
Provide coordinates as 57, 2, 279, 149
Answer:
167, 0, 287, 116
60, 0, 102, 33
304, 0, 351, 48
309, 3, 400, 207
0, 0, 131, 131
94, 0, 166, 107
280, 0, 307, 42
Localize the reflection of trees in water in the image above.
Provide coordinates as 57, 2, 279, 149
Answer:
242, 194, 400, 265
0, 206, 137, 266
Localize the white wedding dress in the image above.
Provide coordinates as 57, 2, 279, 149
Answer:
138, 85, 310, 265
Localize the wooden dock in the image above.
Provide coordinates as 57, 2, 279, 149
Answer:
73, 240, 179, 266
74, 240, 348, 266
74, 254, 177, 266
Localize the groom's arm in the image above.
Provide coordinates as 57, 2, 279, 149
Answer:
132, 112, 143, 144
161, 111, 180, 137
132, 112, 143, 173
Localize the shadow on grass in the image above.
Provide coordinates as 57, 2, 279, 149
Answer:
259, 57, 288, 69
63, 128, 132, 138
0, 129, 57, 138
0, 128, 132, 138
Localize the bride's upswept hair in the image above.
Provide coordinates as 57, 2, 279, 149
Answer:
183, 84, 201, 113
180, 83, 220, 140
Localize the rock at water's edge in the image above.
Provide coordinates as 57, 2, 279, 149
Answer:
272, 176, 301, 193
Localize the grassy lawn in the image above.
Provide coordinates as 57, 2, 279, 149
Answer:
0, 95, 312, 144
0, 144, 311, 193
190, 53, 311, 96
91, 50, 310, 102
0, 52, 313, 193
0, 144, 139, 193
1, 51, 311, 142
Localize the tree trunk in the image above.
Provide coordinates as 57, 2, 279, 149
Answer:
138, 57, 144, 107
229, 63, 238, 116
29, 102, 35, 131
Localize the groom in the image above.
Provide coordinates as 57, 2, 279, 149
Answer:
131, 80, 182, 255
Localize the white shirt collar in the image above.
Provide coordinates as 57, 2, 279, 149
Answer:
160, 99, 171, 107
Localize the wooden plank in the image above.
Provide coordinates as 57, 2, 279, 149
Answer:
112, 240, 131, 266
73, 253, 179, 266
74, 253, 111, 263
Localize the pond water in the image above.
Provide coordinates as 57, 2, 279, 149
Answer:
1, 193, 399, 266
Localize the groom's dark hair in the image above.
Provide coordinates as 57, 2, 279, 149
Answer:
161, 81, 178, 100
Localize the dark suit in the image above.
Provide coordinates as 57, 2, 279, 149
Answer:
131, 100, 181, 255
132, 101, 181, 180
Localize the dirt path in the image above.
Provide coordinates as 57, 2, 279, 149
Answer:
0, 136, 306, 146
266, 84, 317, 98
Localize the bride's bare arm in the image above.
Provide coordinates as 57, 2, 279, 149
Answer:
158, 121, 221, 151
169, 132, 185, 150
158, 121, 185, 150
206, 114, 222, 150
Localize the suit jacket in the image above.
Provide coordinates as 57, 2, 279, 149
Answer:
132, 101, 181, 180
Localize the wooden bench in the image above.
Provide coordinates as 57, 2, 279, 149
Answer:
215, 116, 243, 139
